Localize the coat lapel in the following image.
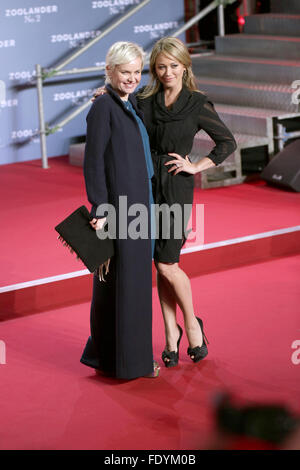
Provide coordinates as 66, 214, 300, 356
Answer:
106, 84, 145, 124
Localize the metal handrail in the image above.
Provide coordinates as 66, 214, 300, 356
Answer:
36, 0, 151, 168
51, 65, 106, 77
44, 0, 151, 79
172, 0, 235, 40
36, 0, 235, 168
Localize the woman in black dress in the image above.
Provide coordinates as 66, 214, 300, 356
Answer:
80, 41, 159, 379
136, 37, 237, 367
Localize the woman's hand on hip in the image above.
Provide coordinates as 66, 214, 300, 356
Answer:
165, 153, 197, 175
90, 217, 107, 230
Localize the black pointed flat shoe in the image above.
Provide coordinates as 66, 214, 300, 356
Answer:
187, 317, 209, 363
162, 324, 183, 368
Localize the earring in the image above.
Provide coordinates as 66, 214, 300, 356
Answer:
183, 70, 187, 80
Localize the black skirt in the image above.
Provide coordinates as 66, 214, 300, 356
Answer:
151, 153, 194, 263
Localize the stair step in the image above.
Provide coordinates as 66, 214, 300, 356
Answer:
244, 14, 300, 37
214, 104, 297, 119
191, 134, 245, 188
191, 53, 300, 85
271, 0, 300, 14
194, 166, 245, 189
192, 131, 269, 149
195, 76, 298, 112
216, 34, 300, 60
214, 104, 294, 137
191, 130, 269, 160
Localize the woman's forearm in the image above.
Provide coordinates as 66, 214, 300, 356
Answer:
194, 156, 216, 173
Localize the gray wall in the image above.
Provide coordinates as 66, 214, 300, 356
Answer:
0, 0, 184, 165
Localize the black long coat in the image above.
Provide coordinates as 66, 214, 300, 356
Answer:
80, 86, 153, 379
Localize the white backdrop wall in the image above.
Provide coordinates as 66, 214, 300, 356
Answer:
0, 0, 184, 165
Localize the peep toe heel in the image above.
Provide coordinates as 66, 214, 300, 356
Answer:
187, 317, 209, 363
162, 324, 183, 368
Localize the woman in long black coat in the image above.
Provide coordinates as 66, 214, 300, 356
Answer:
80, 42, 159, 380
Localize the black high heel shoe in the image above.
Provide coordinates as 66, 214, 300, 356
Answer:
162, 324, 183, 368
187, 317, 209, 363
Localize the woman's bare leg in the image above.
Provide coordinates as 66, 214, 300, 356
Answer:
155, 261, 203, 354
156, 271, 178, 357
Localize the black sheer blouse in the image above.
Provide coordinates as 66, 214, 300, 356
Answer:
137, 86, 237, 166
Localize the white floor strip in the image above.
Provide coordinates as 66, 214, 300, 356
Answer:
0, 269, 90, 294
182, 225, 300, 255
1, 225, 299, 294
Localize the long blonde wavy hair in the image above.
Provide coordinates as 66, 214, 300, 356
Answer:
138, 37, 199, 99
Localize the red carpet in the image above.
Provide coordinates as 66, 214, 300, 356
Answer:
0, 254, 299, 450
1, 156, 300, 288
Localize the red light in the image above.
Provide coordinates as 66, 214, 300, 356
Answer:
238, 16, 245, 26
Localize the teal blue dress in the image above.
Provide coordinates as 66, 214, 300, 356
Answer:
123, 99, 155, 257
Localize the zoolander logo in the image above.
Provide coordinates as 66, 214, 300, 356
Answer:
53, 88, 97, 103
51, 30, 101, 46
92, 0, 141, 9
0, 39, 15, 48
0, 99, 18, 109
5, 6, 58, 17
134, 21, 178, 34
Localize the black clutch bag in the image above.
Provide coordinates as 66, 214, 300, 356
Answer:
55, 205, 114, 273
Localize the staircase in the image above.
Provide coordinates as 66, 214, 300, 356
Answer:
190, 0, 300, 188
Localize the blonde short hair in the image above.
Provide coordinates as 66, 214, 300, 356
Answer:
105, 41, 145, 84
